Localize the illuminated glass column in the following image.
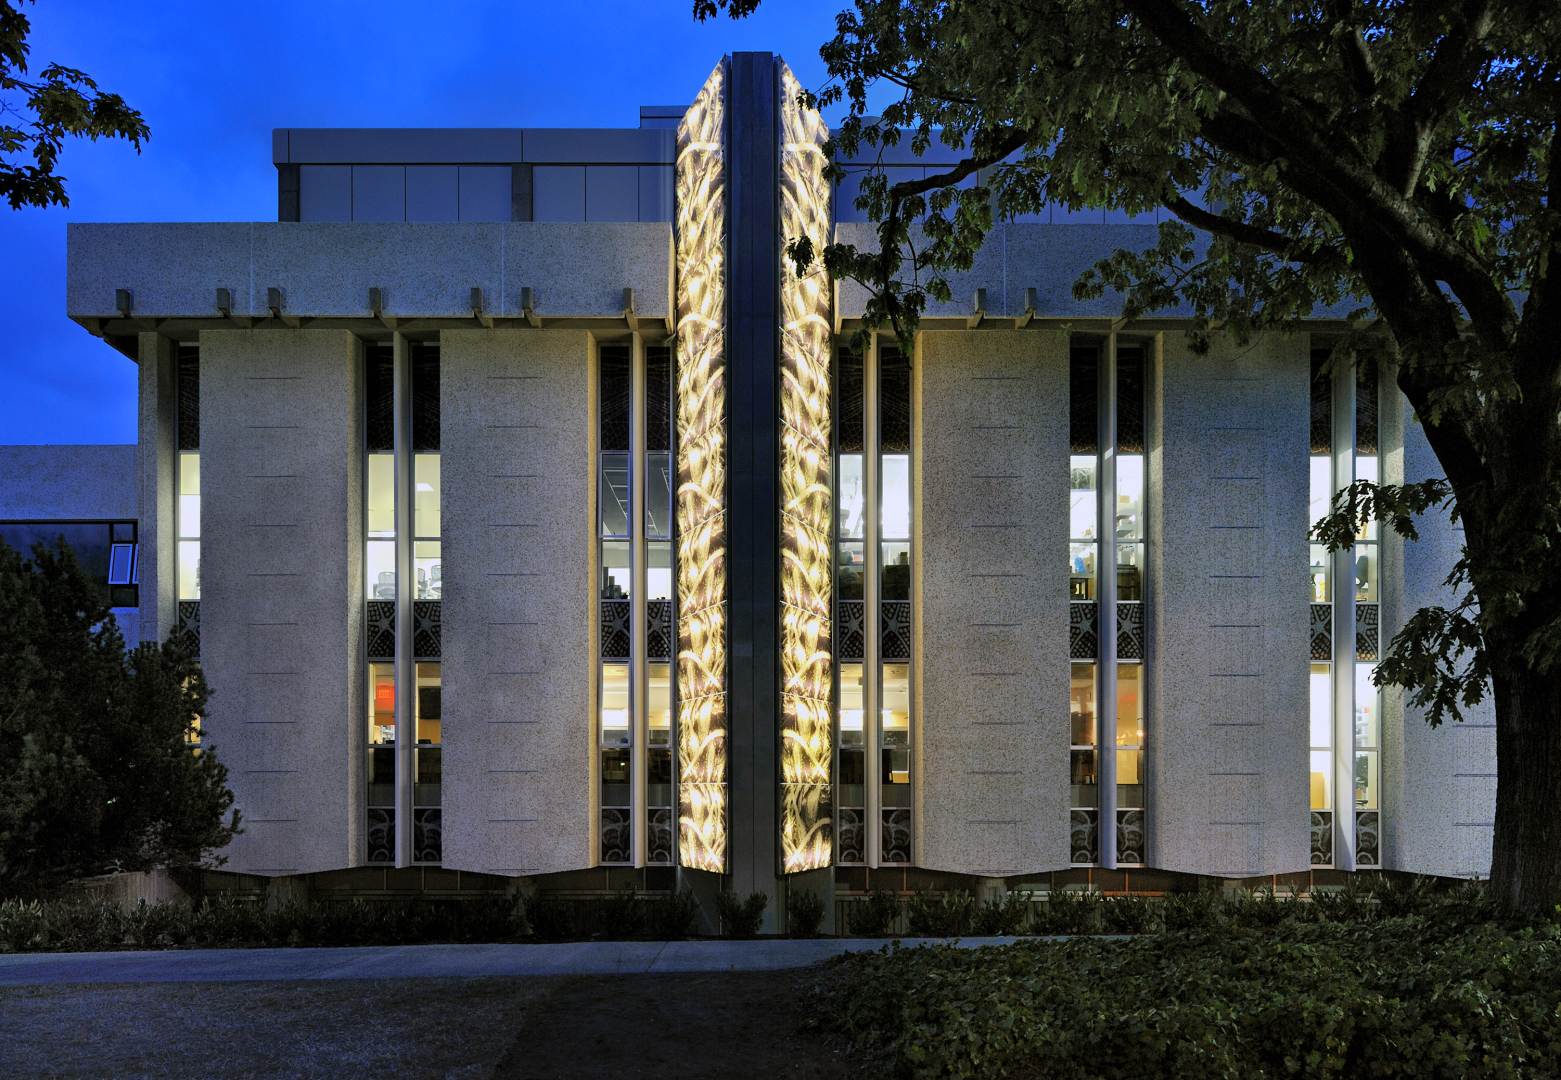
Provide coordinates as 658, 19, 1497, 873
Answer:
599, 344, 633, 864
1352, 360, 1382, 867
835, 349, 867, 864
1068, 346, 1101, 865
174, 346, 201, 653
1308, 351, 1336, 866
1113, 344, 1147, 866
877, 344, 914, 865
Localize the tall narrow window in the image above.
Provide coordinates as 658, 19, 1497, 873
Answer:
1114, 346, 1147, 865
411, 347, 441, 865
175, 346, 201, 654
878, 345, 913, 864
1308, 351, 1335, 866
1068, 346, 1100, 864
364, 345, 396, 863
599, 345, 633, 864
1353, 359, 1381, 867
645, 345, 675, 865
834, 349, 866, 864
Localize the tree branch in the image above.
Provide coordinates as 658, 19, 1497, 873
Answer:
1161, 193, 1341, 267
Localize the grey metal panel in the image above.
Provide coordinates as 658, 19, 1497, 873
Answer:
300, 165, 352, 222
532, 165, 585, 222
406, 166, 459, 223
520, 128, 674, 163
0, 444, 138, 520
458, 166, 513, 222
352, 166, 406, 223
585, 165, 639, 222
917, 330, 1072, 875
637, 165, 672, 222
282, 128, 525, 164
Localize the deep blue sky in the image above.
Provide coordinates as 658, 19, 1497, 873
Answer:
0, 0, 856, 445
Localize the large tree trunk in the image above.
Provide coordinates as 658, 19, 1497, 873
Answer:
1488, 659, 1561, 914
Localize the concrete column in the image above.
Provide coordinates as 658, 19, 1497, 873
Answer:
198, 329, 363, 874
439, 329, 593, 876
137, 332, 177, 644
1330, 354, 1358, 870
1150, 331, 1310, 876
917, 329, 1071, 875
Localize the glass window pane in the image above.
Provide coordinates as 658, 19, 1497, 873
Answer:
838, 351, 864, 453
1310, 543, 1331, 603
1309, 663, 1332, 748
1070, 749, 1097, 806
599, 452, 630, 538
1355, 549, 1377, 601
1354, 664, 1379, 747
416, 663, 441, 744
838, 453, 865, 538
1116, 664, 1142, 746
600, 541, 631, 600
649, 664, 671, 745
1117, 544, 1144, 601
1069, 543, 1096, 600
839, 663, 865, 747
647, 542, 672, 601
177, 540, 201, 601
369, 663, 396, 744
1354, 750, 1379, 809
1310, 750, 1333, 810
599, 346, 631, 451
179, 452, 201, 538
414, 541, 441, 599
1116, 748, 1143, 807
1070, 663, 1096, 746
837, 542, 864, 600
368, 454, 395, 538
601, 663, 630, 747
1309, 456, 1332, 527
1356, 455, 1379, 541
1116, 455, 1144, 541
1070, 455, 1097, 540
881, 542, 911, 600
367, 540, 397, 600
414, 454, 440, 539
880, 454, 910, 539
879, 347, 911, 453
881, 664, 910, 749
646, 452, 673, 540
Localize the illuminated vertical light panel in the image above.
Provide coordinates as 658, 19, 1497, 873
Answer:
675, 60, 730, 873
777, 62, 833, 873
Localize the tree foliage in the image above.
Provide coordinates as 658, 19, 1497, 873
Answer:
0, 0, 148, 209
0, 539, 239, 894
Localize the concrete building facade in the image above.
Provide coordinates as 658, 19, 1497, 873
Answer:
4, 52, 1493, 920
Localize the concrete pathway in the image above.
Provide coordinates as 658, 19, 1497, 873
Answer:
0, 935, 1025, 986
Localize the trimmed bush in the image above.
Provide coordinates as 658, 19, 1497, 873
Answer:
847, 890, 901, 937
717, 890, 768, 938
907, 891, 975, 937
789, 889, 826, 936
822, 918, 1561, 1078
972, 891, 1032, 936
646, 886, 701, 939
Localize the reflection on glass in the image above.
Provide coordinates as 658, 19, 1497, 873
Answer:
178, 452, 201, 539
1070, 663, 1096, 745
600, 663, 630, 748
1310, 543, 1330, 602
881, 542, 910, 600
414, 453, 441, 539
1116, 664, 1143, 745
1356, 456, 1379, 541
837, 543, 864, 600
600, 541, 631, 599
1070, 748, 1097, 805
1309, 664, 1332, 748
1116, 455, 1144, 541
1309, 456, 1332, 529
881, 454, 910, 539
599, 451, 630, 538
1354, 750, 1379, 809
1310, 749, 1333, 810
838, 454, 865, 538
1116, 748, 1143, 807
649, 664, 672, 746
1354, 664, 1379, 746
839, 663, 865, 747
646, 452, 673, 539
647, 542, 672, 601
1117, 544, 1144, 601
177, 540, 201, 601
1069, 543, 1097, 600
1069, 456, 1096, 540
1355, 551, 1377, 602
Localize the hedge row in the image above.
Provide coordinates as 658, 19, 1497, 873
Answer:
822, 918, 1561, 1078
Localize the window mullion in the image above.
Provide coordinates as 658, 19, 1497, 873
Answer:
1330, 353, 1358, 870
864, 332, 882, 868
392, 332, 416, 868
1098, 333, 1119, 870
630, 333, 649, 868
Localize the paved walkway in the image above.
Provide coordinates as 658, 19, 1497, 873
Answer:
0, 935, 1024, 986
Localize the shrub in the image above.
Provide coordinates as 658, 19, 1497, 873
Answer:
821, 919, 1561, 1079
846, 890, 901, 937
593, 888, 645, 940
789, 889, 826, 936
646, 886, 700, 939
907, 890, 976, 937
1100, 895, 1161, 934
1029, 890, 1102, 935
717, 890, 768, 938
972, 891, 1032, 936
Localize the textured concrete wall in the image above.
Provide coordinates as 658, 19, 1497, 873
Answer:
67, 222, 671, 321
1382, 390, 1495, 876
1150, 332, 1310, 875
198, 329, 363, 874
0, 444, 137, 520
917, 330, 1071, 875
439, 329, 593, 875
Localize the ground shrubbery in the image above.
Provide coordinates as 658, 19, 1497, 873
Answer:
822, 913, 1561, 1078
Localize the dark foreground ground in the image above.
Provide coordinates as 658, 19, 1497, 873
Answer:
0, 969, 857, 1079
